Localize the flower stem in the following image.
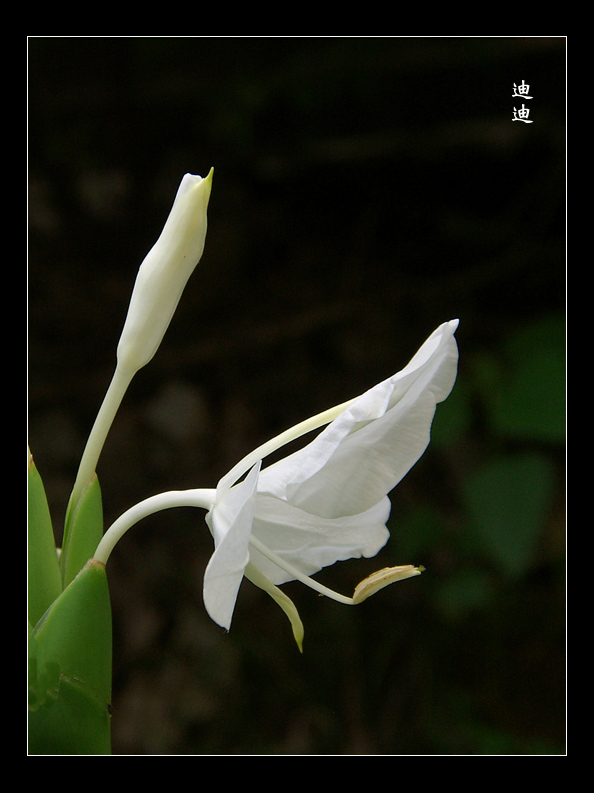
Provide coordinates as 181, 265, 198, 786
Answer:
93, 488, 216, 565
67, 365, 134, 527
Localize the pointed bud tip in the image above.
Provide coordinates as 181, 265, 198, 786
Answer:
191, 166, 213, 187
198, 167, 213, 207
195, 166, 213, 193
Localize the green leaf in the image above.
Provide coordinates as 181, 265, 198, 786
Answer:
28, 628, 60, 711
61, 474, 104, 589
462, 453, 557, 577
28, 452, 62, 626
490, 314, 566, 444
28, 559, 112, 755
436, 568, 495, 620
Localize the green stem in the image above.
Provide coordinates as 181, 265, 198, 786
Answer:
66, 366, 133, 529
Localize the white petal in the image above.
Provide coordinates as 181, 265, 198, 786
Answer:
202, 462, 260, 629
258, 320, 458, 517
248, 494, 391, 584
244, 563, 305, 651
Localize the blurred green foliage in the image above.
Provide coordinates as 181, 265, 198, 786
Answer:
434, 311, 564, 581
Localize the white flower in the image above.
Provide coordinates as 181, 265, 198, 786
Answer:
202, 319, 459, 648
94, 319, 459, 649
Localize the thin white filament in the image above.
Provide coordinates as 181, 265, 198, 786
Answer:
247, 534, 354, 605
221, 397, 356, 490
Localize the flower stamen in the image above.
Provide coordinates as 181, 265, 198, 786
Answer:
352, 565, 424, 604
220, 397, 356, 491
248, 534, 423, 608
248, 534, 355, 605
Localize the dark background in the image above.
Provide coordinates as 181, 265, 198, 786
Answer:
28, 37, 566, 755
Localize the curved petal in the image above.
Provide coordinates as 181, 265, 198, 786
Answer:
202, 462, 260, 629
244, 563, 305, 651
248, 494, 391, 584
257, 319, 459, 517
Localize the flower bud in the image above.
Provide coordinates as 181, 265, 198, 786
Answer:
116, 169, 213, 375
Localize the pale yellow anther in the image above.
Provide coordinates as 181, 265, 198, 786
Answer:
352, 565, 424, 604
